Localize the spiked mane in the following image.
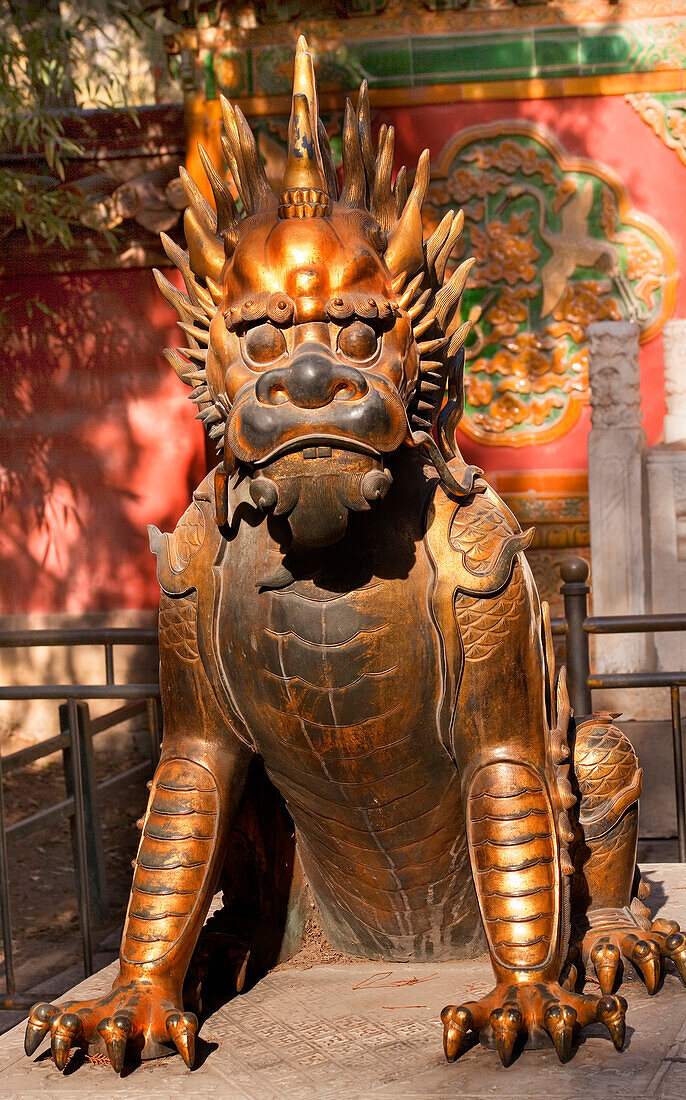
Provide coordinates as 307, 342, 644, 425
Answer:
154, 35, 473, 462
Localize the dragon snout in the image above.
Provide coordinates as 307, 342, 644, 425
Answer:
255, 343, 368, 410
226, 348, 407, 467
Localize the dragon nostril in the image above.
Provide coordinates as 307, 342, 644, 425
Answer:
255, 369, 288, 406
333, 373, 368, 401
332, 379, 354, 400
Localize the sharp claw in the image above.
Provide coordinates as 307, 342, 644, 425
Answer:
52, 1037, 70, 1072
106, 1038, 127, 1074
664, 932, 686, 985
51, 1012, 82, 1071
24, 1022, 49, 1058
441, 1005, 473, 1062
490, 1004, 522, 1067
596, 994, 627, 1051
98, 1014, 133, 1074
166, 1011, 198, 1069
544, 1003, 577, 1063
629, 936, 662, 994
24, 1003, 57, 1056
591, 941, 621, 995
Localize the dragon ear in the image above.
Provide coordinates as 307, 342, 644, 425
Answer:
279, 35, 331, 219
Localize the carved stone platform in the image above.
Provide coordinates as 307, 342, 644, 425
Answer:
3, 863, 686, 1099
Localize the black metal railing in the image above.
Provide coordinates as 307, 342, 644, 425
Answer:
0, 627, 159, 1010
553, 556, 686, 862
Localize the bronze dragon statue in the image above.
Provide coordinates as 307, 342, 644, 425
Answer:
25, 36, 686, 1075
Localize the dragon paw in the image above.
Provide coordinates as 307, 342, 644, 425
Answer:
441, 981, 626, 1066
24, 980, 197, 1074
580, 912, 686, 995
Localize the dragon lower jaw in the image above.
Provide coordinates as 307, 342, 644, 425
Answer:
248, 447, 393, 548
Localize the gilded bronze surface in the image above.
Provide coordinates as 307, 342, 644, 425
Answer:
25, 36, 685, 1076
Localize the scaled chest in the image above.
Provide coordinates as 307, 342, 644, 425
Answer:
214, 510, 443, 784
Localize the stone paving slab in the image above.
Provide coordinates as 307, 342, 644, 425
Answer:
2, 864, 686, 1099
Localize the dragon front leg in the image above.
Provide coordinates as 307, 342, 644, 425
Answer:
443, 749, 625, 1065
571, 715, 686, 996
440, 561, 626, 1066
24, 592, 253, 1073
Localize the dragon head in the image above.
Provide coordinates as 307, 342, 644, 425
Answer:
156, 36, 477, 549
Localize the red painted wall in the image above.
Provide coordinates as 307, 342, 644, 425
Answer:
382, 93, 685, 475
0, 266, 205, 615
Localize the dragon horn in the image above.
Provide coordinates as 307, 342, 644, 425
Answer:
279, 35, 331, 219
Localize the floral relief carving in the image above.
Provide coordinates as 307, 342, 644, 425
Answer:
426, 120, 678, 446
469, 211, 540, 287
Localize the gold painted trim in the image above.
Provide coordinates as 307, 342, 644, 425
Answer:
493, 470, 589, 495
192, 70, 686, 117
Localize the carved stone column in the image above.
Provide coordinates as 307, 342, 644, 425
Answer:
644, 446, 686, 676
663, 320, 686, 444
645, 320, 686, 675
587, 321, 656, 718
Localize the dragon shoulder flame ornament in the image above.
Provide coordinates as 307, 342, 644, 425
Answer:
26, 37, 686, 1075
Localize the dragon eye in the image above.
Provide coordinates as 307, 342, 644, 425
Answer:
243, 323, 286, 365
338, 321, 378, 362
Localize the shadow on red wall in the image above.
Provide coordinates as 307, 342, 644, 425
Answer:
0, 266, 206, 615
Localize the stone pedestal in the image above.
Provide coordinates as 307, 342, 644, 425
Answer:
663, 320, 686, 444
2, 864, 686, 1098
586, 321, 658, 718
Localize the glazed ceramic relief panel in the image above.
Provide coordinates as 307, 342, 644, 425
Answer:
424, 120, 677, 447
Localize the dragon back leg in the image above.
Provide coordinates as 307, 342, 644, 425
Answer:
570, 715, 686, 993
